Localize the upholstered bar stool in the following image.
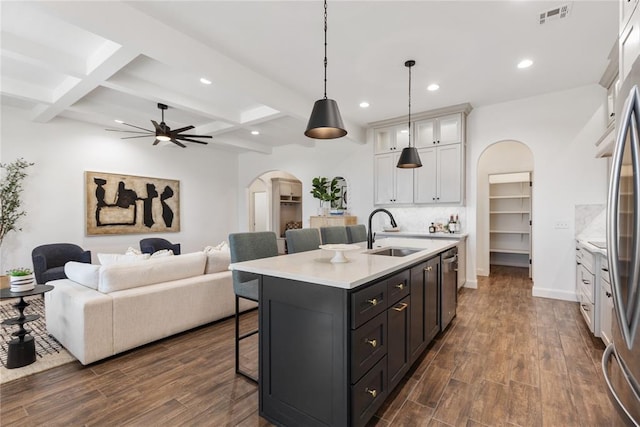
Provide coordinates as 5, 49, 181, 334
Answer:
228, 231, 278, 382
320, 226, 349, 244
285, 228, 321, 254
346, 224, 367, 244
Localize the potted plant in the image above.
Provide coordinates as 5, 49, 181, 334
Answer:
7, 267, 35, 292
310, 177, 331, 215
0, 158, 34, 288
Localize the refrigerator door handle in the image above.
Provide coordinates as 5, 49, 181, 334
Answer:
602, 344, 640, 427
607, 84, 640, 349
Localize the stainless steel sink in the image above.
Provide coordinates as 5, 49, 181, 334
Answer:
369, 247, 421, 257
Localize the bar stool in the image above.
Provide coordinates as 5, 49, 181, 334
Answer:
346, 224, 367, 244
228, 231, 278, 382
285, 228, 321, 254
320, 226, 349, 244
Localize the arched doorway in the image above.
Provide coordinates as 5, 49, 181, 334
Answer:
476, 140, 534, 277
248, 171, 303, 253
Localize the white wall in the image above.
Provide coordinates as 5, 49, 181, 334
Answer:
0, 107, 239, 271
467, 84, 609, 300
239, 84, 608, 299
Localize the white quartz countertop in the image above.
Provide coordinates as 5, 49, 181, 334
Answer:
376, 231, 467, 240
576, 237, 608, 256
230, 237, 458, 289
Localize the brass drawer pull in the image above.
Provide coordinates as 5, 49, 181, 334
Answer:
392, 303, 408, 312
365, 338, 377, 348
367, 298, 378, 306
395, 283, 404, 290
365, 388, 377, 398
424, 266, 433, 272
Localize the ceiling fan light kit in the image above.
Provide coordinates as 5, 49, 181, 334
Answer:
397, 60, 422, 169
105, 103, 212, 148
305, 0, 347, 139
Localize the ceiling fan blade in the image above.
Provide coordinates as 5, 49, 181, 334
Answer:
105, 129, 152, 134
153, 139, 161, 146
177, 134, 213, 139
170, 138, 187, 148
151, 120, 162, 131
121, 135, 154, 140
172, 125, 194, 134
121, 122, 153, 132
176, 137, 209, 145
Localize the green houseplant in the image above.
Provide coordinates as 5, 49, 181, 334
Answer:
0, 158, 34, 246
310, 177, 340, 215
6, 267, 35, 291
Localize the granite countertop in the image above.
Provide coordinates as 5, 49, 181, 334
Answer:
376, 231, 467, 240
230, 237, 457, 289
576, 237, 607, 255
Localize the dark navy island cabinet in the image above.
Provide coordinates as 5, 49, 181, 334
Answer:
259, 255, 443, 427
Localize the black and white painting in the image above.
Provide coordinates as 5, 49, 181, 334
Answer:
85, 171, 180, 235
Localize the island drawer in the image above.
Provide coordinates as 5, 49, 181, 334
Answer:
351, 355, 388, 427
351, 311, 387, 383
352, 280, 387, 329
386, 270, 410, 306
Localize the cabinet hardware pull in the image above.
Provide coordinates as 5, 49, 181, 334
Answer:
577, 262, 581, 265
581, 304, 590, 311
365, 338, 377, 348
393, 303, 408, 312
367, 298, 378, 306
395, 283, 404, 290
606, 292, 612, 298
602, 268, 609, 272
582, 279, 590, 285
424, 266, 433, 272
365, 388, 377, 398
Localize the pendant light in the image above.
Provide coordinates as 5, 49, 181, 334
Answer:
397, 60, 422, 168
305, 0, 347, 139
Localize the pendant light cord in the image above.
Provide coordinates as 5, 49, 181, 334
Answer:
323, 0, 328, 100
408, 62, 412, 147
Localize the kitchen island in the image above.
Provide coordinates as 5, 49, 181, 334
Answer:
230, 238, 457, 427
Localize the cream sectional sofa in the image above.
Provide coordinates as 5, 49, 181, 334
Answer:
45, 250, 255, 365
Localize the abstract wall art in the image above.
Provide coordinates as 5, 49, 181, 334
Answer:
85, 171, 180, 235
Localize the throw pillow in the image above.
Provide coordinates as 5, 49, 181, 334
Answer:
97, 252, 150, 266
64, 261, 101, 290
125, 246, 142, 255
204, 242, 231, 274
149, 249, 174, 258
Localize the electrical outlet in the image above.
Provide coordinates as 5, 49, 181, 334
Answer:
554, 221, 569, 229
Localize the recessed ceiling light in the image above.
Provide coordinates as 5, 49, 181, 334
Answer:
114, 119, 124, 124
251, 130, 260, 135
517, 59, 533, 69
359, 101, 370, 108
427, 84, 440, 92
200, 77, 212, 85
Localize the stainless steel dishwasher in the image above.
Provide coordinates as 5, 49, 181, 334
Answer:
441, 247, 458, 331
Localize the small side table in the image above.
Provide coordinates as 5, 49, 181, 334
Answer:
0, 285, 53, 369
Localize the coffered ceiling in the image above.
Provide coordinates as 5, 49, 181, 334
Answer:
0, 1, 618, 153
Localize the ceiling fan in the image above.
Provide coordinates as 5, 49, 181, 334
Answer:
106, 103, 212, 148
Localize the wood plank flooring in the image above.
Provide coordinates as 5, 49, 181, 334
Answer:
0, 266, 622, 426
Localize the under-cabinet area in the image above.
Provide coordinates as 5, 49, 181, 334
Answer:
488, 172, 531, 276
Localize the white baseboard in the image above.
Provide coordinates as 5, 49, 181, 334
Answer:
532, 287, 578, 302
463, 280, 478, 289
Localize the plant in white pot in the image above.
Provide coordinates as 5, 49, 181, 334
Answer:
6, 267, 35, 292
310, 177, 340, 216
0, 158, 35, 287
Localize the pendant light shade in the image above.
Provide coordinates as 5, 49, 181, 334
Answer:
397, 146, 422, 168
305, 0, 347, 139
305, 98, 347, 139
397, 59, 422, 168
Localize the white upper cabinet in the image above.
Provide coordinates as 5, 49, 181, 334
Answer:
413, 144, 462, 204
374, 124, 411, 154
374, 152, 414, 204
415, 113, 462, 148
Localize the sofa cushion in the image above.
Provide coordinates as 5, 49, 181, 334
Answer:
64, 261, 101, 290
204, 243, 231, 274
149, 249, 174, 259
98, 252, 150, 266
98, 251, 206, 293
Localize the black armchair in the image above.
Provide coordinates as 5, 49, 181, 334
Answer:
32, 243, 92, 284
139, 238, 181, 255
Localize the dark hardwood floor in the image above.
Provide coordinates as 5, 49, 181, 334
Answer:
0, 266, 622, 426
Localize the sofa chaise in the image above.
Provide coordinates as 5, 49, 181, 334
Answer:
45, 249, 255, 365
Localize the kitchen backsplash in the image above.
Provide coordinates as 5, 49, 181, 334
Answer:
375, 206, 467, 233
575, 203, 605, 239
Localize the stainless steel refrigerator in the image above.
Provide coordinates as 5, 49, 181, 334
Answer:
604, 61, 640, 426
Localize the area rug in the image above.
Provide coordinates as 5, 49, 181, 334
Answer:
0, 295, 75, 384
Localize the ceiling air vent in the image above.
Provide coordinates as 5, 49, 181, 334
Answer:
539, 3, 572, 25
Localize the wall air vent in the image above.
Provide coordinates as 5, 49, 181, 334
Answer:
539, 3, 572, 25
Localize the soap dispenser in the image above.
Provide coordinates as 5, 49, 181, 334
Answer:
429, 222, 436, 233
